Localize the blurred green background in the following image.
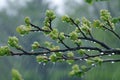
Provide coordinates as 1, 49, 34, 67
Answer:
0, 0, 120, 80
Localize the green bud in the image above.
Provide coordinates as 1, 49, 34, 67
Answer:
12, 69, 23, 80
86, 59, 94, 65
93, 20, 101, 28
50, 46, 60, 51
75, 18, 80, 24
100, 9, 111, 21
81, 24, 91, 34
66, 60, 74, 65
78, 49, 85, 55
36, 55, 48, 62
44, 41, 52, 47
70, 64, 84, 77
59, 32, 65, 40
55, 52, 63, 57
82, 17, 91, 28
75, 28, 80, 33
72, 64, 80, 71
0, 46, 10, 56
67, 52, 74, 58
69, 31, 78, 40
32, 41, 40, 50
16, 25, 31, 35
42, 26, 50, 31
74, 39, 82, 45
46, 10, 56, 20
49, 53, 57, 62
81, 65, 87, 71
49, 29, 58, 40
69, 70, 75, 76
92, 57, 103, 63
8, 36, 19, 47
112, 17, 120, 24
24, 17, 31, 25
62, 15, 71, 23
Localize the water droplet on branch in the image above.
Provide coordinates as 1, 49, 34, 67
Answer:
43, 54, 47, 56
108, 54, 111, 56
38, 62, 41, 64
111, 61, 115, 64
31, 50, 34, 52
100, 52, 104, 54
112, 53, 115, 55
87, 49, 90, 51
43, 63, 46, 66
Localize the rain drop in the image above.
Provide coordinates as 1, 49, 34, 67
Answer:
112, 53, 115, 55
21, 35, 24, 37
62, 59, 65, 61
84, 59, 87, 61
93, 42, 96, 44
79, 59, 82, 61
100, 52, 104, 54
90, 41, 93, 43
43, 63, 46, 66
38, 62, 41, 64
31, 50, 34, 52
92, 64, 95, 66
111, 61, 115, 64
43, 54, 47, 56
53, 62, 55, 64
68, 63, 72, 65
108, 54, 111, 56
85, 40, 88, 42
87, 49, 90, 51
